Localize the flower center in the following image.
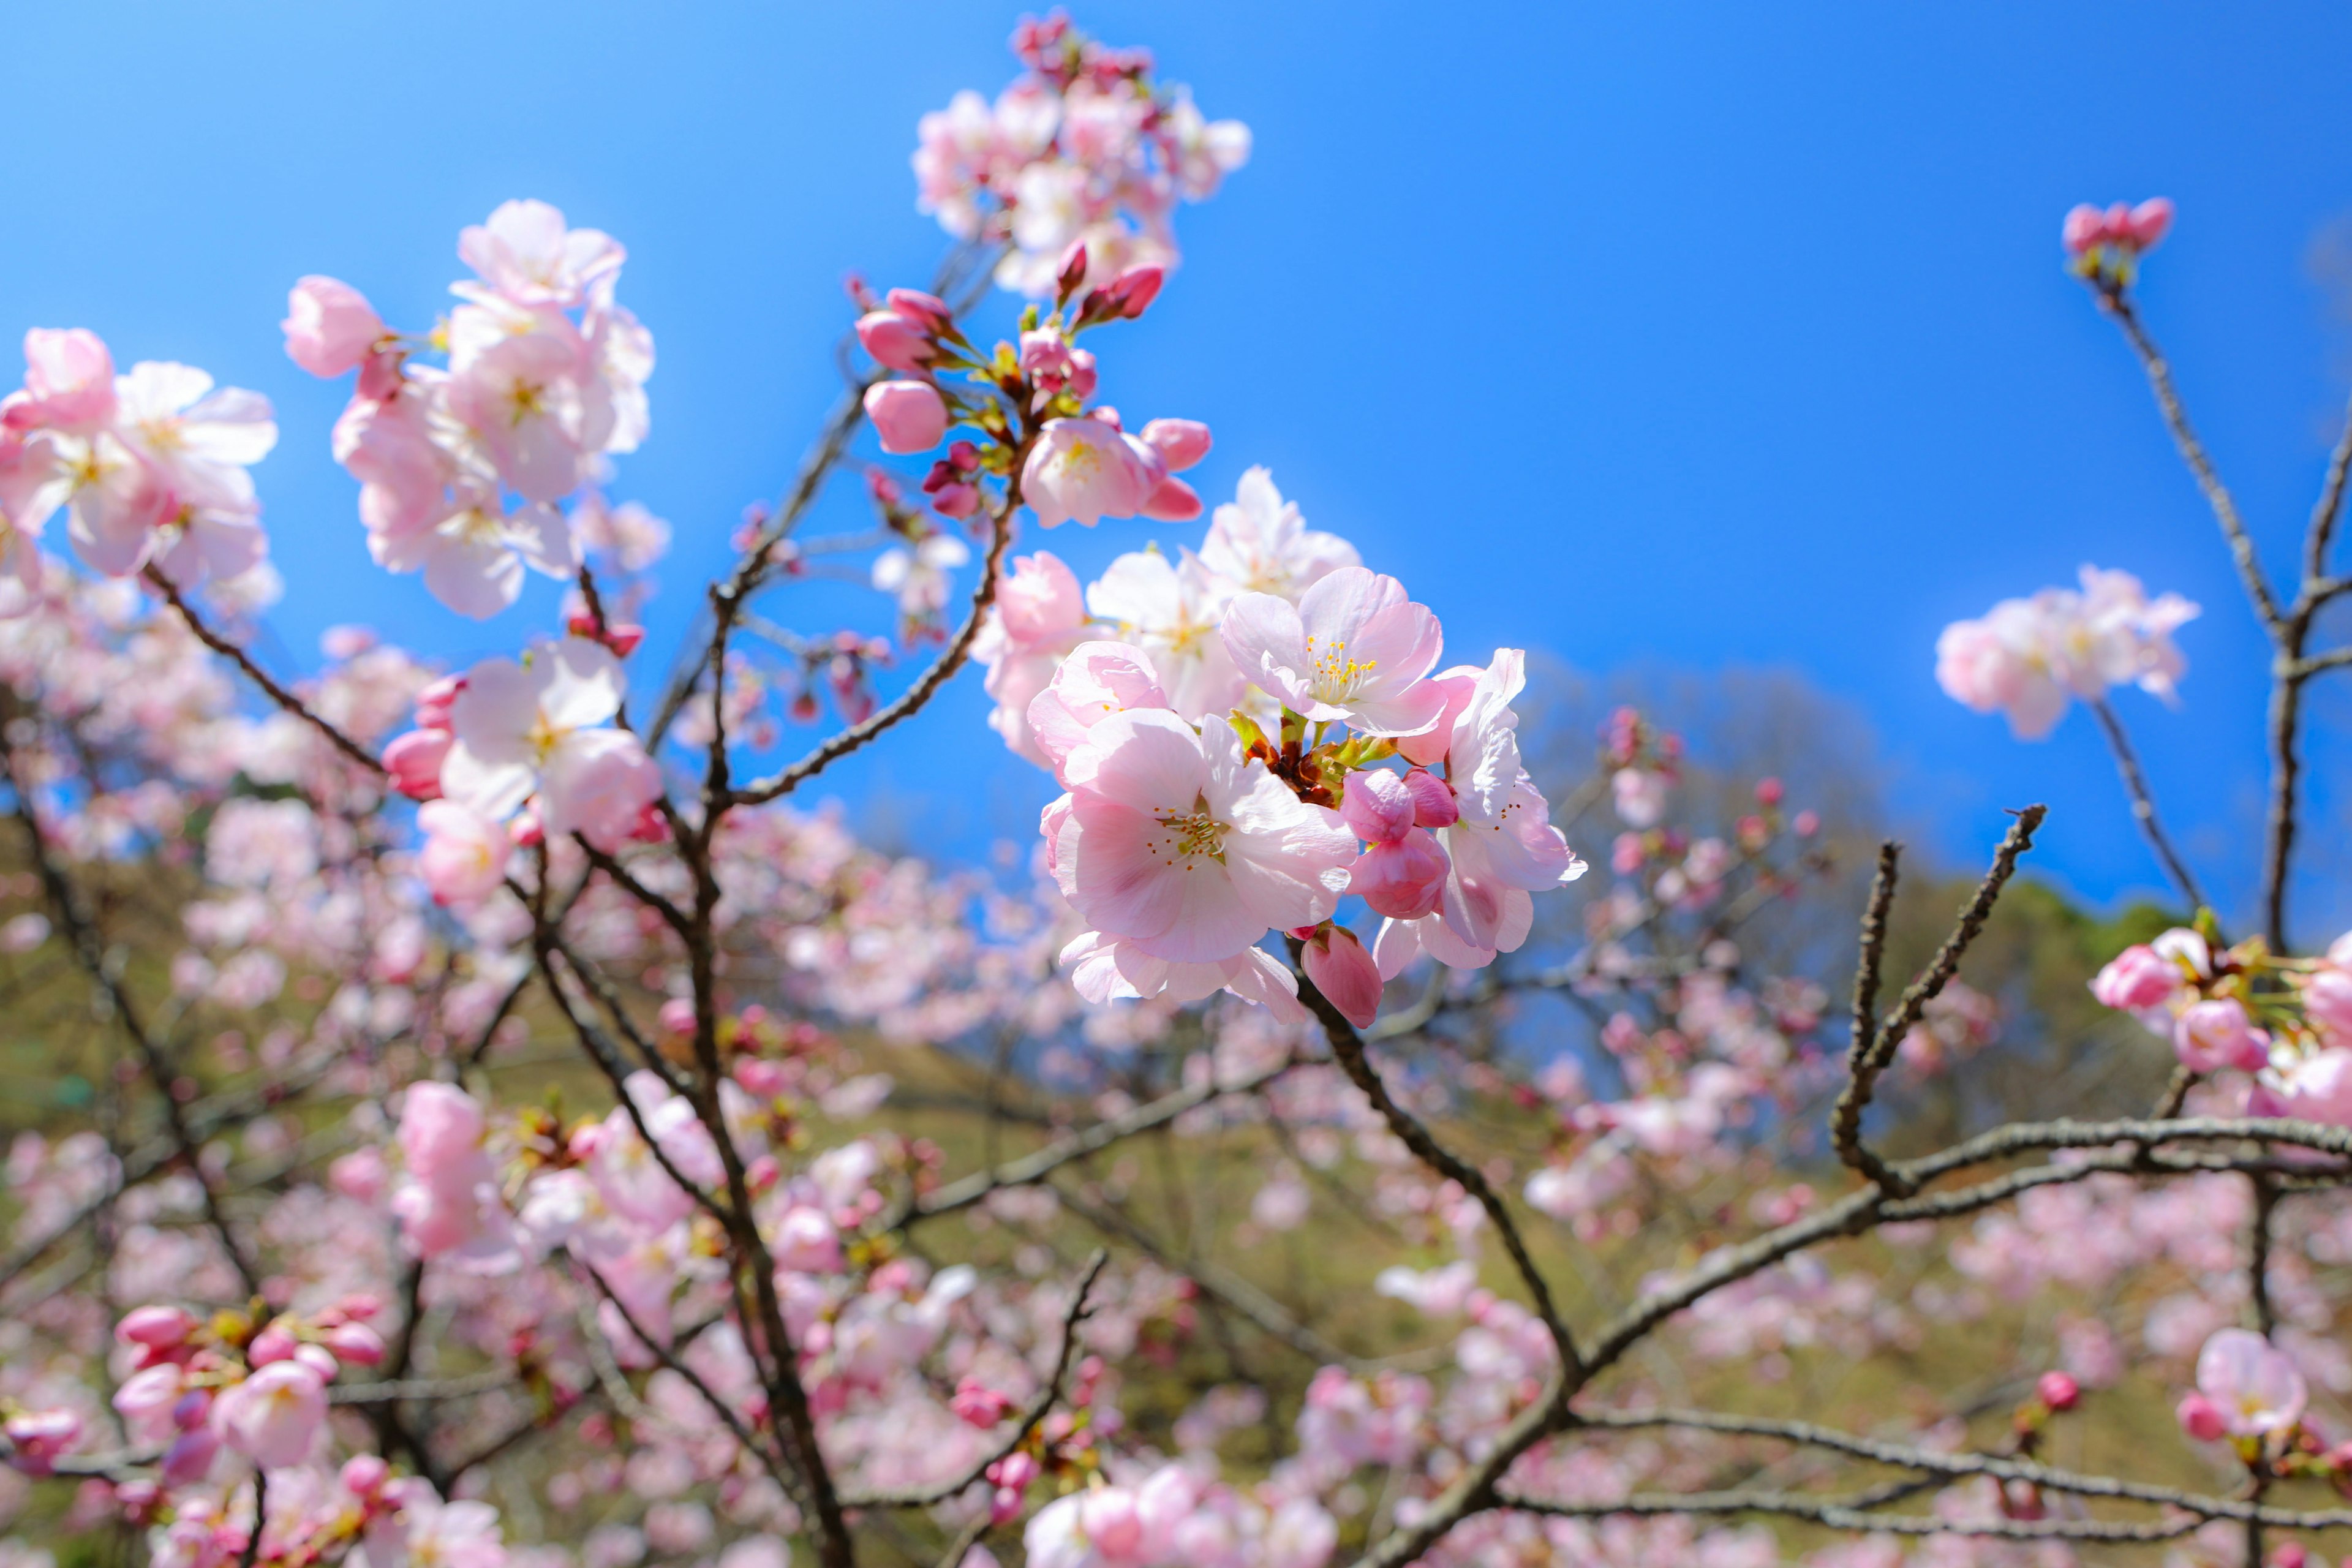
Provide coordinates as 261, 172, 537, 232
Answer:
1306, 633, 1376, 701
1152, 795, 1228, 866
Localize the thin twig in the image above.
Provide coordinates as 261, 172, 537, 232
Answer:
2087, 698, 2209, 913
143, 568, 386, 775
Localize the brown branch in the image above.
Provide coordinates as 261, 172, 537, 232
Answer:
2087, 698, 2209, 914
143, 567, 386, 775
1289, 938, 1583, 1380
1493, 1488, 2204, 1543
1830, 842, 1902, 1188
733, 496, 1017, 808
2098, 292, 2286, 640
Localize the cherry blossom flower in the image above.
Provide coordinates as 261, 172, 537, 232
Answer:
209, 1361, 326, 1470
2193, 1328, 2306, 1437
417, 801, 512, 907
1084, 548, 1243, 720
1196, 466, 1357, 601
441, 636, 658, 845
1220, 566, 1447, 737
1022, 416, 1156, 527
872, 533, 970, 618
973, 550, 1093, 764
1937, 567, 2199, 739
282, 277, 385, 379
1048, 709, 1354, 963
1026, 639, 1172, 780
458, 198, 625, 311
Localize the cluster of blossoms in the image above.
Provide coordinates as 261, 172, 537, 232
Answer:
1936, 564, 2199, 739
968, 465, 1588, 1027
2062, 196, 2175, 287
913, 10, 1250, 296
2092, 923, 2352, 1125
287, 198, 655, 618
0, 328, 280, 614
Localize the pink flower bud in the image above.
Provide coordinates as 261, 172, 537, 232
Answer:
2037, 1371, 2080, 1412
2090, 944, 2179, 1012
9, 328, 118, 433
323, 1323, 385, 1366
293, 1343, 339, 1381
2062, 203, 2108, 256
1139, 473, 1202, 521
1302, 925, 1384, 1030
1342, 768, 1417, 844
247, 1324, 298, 1366
1055, 242, 1090, 301
1, 1409, 78, 1474
2304, 967, 2352, 1046
2175, 997, 2269, 1074
160, 1427, 219, 1486
1403, 766, 1459, 828
930, 481, 979, 519
1106, 265, 1164, 318
282, 276, 385, 379
2125, 197, 2174, 251
1019, 328, 1074, 382
2176, 1392, 2228, 1442
341, 1454, 390, 1497
951, 1378, 1019, 1428
864, 380, 949, 455
2272, 1543, 2310, 1568
210, 1361, 327, 1470
1139, 418, 1212, 472
337, 1293, 382, 1321
116, 1305, 198, 1351
382, 729, 451, 802
1349, 831, 1450, 922
884, 288, 953, 334
658, 997, 696, 1037
413, 675, 464, 731
855, 311, 931, 372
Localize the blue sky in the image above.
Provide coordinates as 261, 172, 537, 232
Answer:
10, 1, 2352, 933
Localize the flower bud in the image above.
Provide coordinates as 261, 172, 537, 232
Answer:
2176, 1392, 2228, 1442
883, 287, 953, 334
2061, 203, 2108, 257
1403, 767, 1459, 828
1349, 831, 1449, 922
116, 1304, 198, 1351
324, 1323, 385, 1366
247, 1324, 298, 1366
1106, 264, 1164, 318
855, 311, 931, 372
382, 729, 451, 802
2175, 997, 2268, 1074
1139, 418, 1212, 472
341, 1453, 391, 1497
864, 380, 949, 454
1302, 925, 1384, 1030
282, 276, 385, 379
2036, 1371, 2080, 1412
1055, 241, 1090, 302
160, 1427, 220, 1486
2090, 944, 2179, 1012
1341, 768, 1416, 845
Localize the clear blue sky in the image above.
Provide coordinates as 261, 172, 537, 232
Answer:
10, 1, 2352, 932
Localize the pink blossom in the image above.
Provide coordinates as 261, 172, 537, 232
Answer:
1197, 466, 1358, 602
2090, 944, 2181, 1012
1084, 549, 1243, 720
951, 1379, 1017, 1428
1058, 929, 1308, 1020
865, 380, 949, 454
1340, 767, 1417, 844
210, 1360, 327, 1469
1220, 567, 1447, 737
1349, 828, 1450, 921
7, 328, 117, 432
773, 1206, 843, 1275
116, 1303, 197, 1351
369, 481, 577, 620
385, 729, 453, 801
1139, 418, 1210, 472
443, 636, 641, 826
1301, 924, 1383, 1028
417, 801, 513, 907
2037, 1371, 2081, 1411
458, 198, 625, 310
2303, 967, 2352, 1046
2, 1409, 80, 1474
1022, 417, 1154, 527
282, 277, 385, 379
113, 1364, 184, 1442
856, 310, 935, 372
2268, 1048, 2352, 1128
1050, 709, 1355, 963
2174, 998, 2268, 1074
2194, 1328, 2305, 1437
1027, 639, 1172, 780
975, 551, 1093, 764
872, 533, 970, 617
